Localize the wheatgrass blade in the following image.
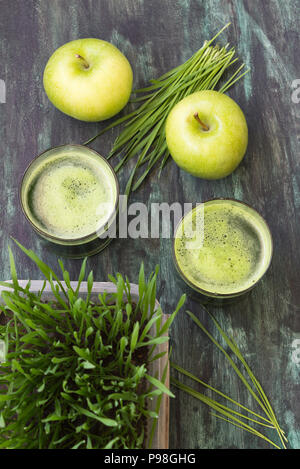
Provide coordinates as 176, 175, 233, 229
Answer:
203, 309, 287, 447
171, 378, 281, 450
177, 310, 287, 449
0, 242, 185, 449
171, 362, 274, 426
84, 24, 249, 194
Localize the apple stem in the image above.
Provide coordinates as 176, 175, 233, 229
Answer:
75, 54, 90, 69
194, 112, 209, 131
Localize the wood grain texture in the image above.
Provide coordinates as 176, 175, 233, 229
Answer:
0, 0, 299, 448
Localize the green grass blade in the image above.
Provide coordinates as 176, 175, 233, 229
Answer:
211, 413, 281, 449
83, 24, 247, 193
171, 362, 273, 425
204, 309, 286, 446
186, 310, 270, 416
145, 374, 174, 398
172, 378, 282, 449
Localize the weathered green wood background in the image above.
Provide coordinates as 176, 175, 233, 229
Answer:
0, 0, 299, 449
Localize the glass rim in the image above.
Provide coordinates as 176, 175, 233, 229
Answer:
173, 197, 274, 298
19, 143, 120, 244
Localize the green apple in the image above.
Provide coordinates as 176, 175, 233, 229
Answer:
43, 38, 133, 122
165, 90, 248, 179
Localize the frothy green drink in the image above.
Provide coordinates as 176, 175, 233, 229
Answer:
21, 145, 118, 244
174, 200, 273, 297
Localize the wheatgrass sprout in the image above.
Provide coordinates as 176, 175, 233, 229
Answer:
85, 23, 249, 194
171, 309, 287, 449
0, 241, 185, 449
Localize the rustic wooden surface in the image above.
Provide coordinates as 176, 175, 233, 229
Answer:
0, 0, 299, 449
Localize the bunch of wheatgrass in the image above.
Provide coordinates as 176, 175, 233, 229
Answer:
85, 23, 248, 194
172, 309, 288, 449
0, 241, 185, 449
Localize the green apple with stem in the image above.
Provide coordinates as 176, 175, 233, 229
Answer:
43, 38, 133, 122
165, 90, 248, 179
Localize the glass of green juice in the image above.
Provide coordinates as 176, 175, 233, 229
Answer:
20, 144, 119, 258
173, 199, 273, 301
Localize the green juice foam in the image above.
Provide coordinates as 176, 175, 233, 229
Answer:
23, 148, 118, 240
174, 200, 272, 296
